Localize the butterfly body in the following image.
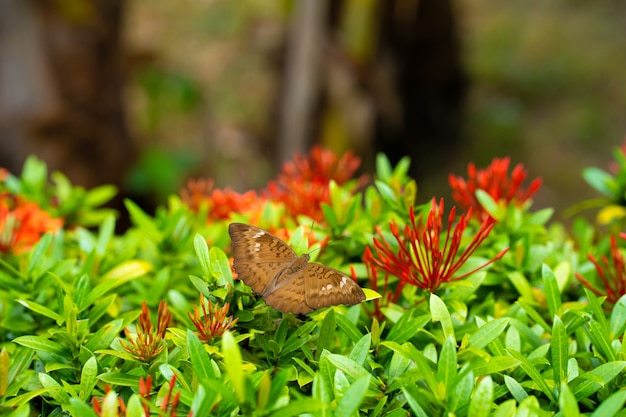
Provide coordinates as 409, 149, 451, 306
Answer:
228, 223, 365, 314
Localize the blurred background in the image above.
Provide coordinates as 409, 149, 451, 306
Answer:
1, 0, 625, 220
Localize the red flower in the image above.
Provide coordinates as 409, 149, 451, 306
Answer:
120, 301, 171, 363
180, 178, 263, 222
362, 246, 395, 320
0, 193, 63, 255
576, 236, 626, 306
188, 294, 238, 343
369, 198, 508, 293
264, 146, 365, 222
448, 157, 542, 220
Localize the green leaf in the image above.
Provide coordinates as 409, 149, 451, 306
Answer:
475, 190, 500, 220
503, 375, 528, 403
468, 318, 510, 350
349, 333, 371, 366
126, 395, 145, 417
79, 356, 98, 400
13, 336, 65, 355
376, 153, 393, 181
27, 233, 52, 275
590, 390, 626, 417
542, 264, 562, 318
570, 362, 626, 400
269, 398, 327, 417
469, 356, 520, 376
586, 319, 617, 362
194, 234, 211, 279
97, 372, 141, 387
124, 199, 163, 241
430, 293, 454, 342
67, 398, 100, 417
326, 354, 371, 381
437, 336, 457, 389
386, 308, 429, 344
507, 271, 535, 302
316, 310, 336, 361
551, 316, 568, 384
102, 260, 152, 281
382, 341, 437, 394
39, 373, 70, 404
585, 288, 609, 332
282, 321, 316, 355
16, 299, 63, 325
95, 215, 116, 257
188, 330, 216, 384
468, 375, 493, 417
334, 375, 370, 417
335, 313, 364, 343
506, 349, 556, 402
400, 381, 429, 417
84, 319, 124, 352
559, 382, 580, 417
582, 167, 615, 197
222, 331, 245, 403
609, 295, 626, 337
312, 371, 331, 405
210, 246, 234, 286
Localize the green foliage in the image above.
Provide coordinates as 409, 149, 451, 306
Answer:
1, 151, 626, 417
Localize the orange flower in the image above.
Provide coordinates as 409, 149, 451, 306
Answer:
0, 193, 63, 255
120, 301, 171, 363
188, 294, 238, 343
180, 178, 264, 222
264, 146, 365, 222
448, 157, 542, 221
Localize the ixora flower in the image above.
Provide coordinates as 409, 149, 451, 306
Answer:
264, 146, 366, 222
120, 301, 171, 363
448, 157, 542, 221
0, 193, 63, 255
368, 198, 508, 293
576, 236, 626, 306
188, 294, 238, 343
180, 178, 263, 222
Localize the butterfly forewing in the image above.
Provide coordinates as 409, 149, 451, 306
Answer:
228, 222, 366, 314
228, 223, 296, 295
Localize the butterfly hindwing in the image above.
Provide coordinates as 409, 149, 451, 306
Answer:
303, 264, 366, 310
263, 270, 312, 314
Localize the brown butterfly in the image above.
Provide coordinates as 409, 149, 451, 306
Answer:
228, 223, 366, 314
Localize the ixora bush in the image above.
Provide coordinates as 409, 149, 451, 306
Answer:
0, 147, 626, 417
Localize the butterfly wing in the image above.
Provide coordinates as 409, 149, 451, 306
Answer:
228, 223, 297, 295
262, 269, 312, 314
303, 264, 366, 310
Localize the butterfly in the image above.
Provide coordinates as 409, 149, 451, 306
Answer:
228, 223, 366, 314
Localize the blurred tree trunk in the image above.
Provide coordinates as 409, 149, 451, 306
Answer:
0, 0, 134, 191
372, 0, 467, 184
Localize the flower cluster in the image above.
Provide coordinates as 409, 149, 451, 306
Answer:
181, 178, 263, 222
367, 198, 508, 294
265, 146, 365, 222
92, 375, 187, 417
181, 146, 365, 225
188, 294, 238, 343
449, 157, 542, 221
0, 193, 63, 255
120, 301, 171, 362
576, 235, 626, 306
